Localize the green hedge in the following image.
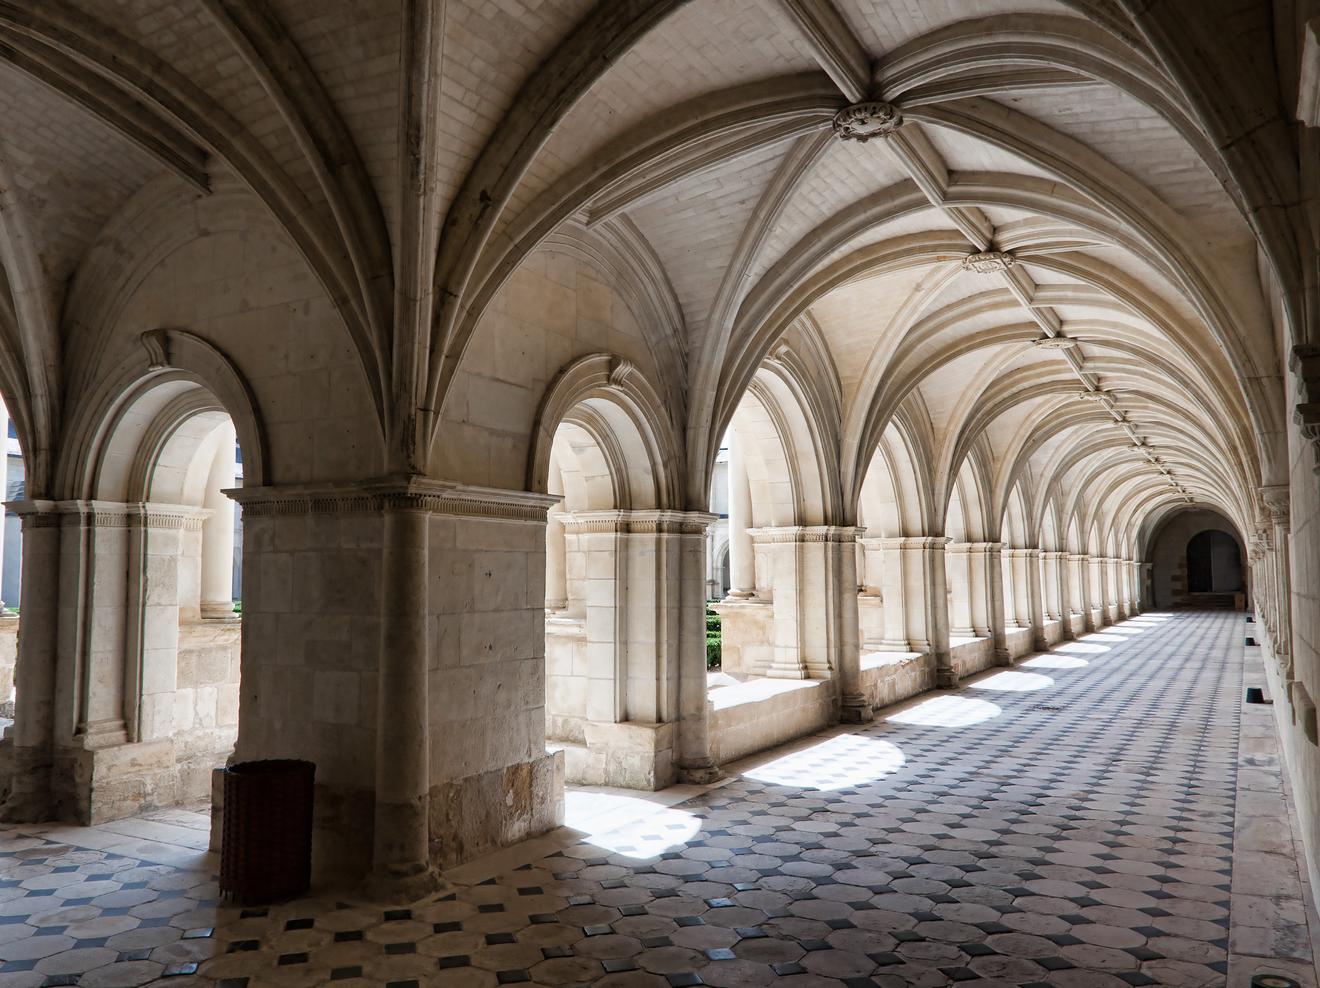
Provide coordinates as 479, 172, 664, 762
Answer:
705, 608, 721, 669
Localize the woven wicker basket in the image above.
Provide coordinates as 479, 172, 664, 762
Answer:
219, 759, 315, 904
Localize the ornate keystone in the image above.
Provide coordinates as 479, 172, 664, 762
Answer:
961, 251, 1016, 274
832, 100, 902, 142
1033, 335, 1077, 350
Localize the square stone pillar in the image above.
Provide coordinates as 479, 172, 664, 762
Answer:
984, 543, 1011, 666
746, 526, 853, 680
875, 537, 952, 687
1, 500, 212, 826
231, 479, 565, 899
555, 509, 716, 790
1067, 553, 1094, 632
945, 543, 974, 637
1023, 548, 1049, 651
1003, 549, 1030, 629
1085, 555, 1106, 626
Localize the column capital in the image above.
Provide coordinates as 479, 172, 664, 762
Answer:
563, 509, 717, 535
230, 477, 562, 521
875, 535, 949, 550
747, 525, 861, 544
1259, 484, 1290, 527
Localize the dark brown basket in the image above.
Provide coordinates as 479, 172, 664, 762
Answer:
219, 759, 315, 904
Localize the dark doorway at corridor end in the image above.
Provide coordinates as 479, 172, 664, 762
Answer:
1144, 507, 1248, 610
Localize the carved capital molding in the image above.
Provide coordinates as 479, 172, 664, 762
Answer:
748, 525, 862, 545
563, 509, 717, 536
831, 100, 902, 142
1290, 345, 1320, 453
232, 477, 562, 523
960, 250, 1015, 274
1259, 484, 1290, 527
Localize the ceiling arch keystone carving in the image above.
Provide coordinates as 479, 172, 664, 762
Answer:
831, 101, 903, 142
960, 251, 1017, 274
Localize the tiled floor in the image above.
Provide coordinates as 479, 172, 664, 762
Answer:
0, 610, 1315, 987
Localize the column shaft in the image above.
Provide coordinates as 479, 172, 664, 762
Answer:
726, 436, 754, 598
201, 425, 237, 618
368, 506, 440, 900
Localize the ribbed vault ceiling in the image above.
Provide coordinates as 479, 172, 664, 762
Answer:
0, 0, 1287, 555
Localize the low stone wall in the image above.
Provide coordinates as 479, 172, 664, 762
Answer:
1043, 619, 1064, 645
710, 679, 834, 765
1005, 627, 1033, 660
858, 650, 932, 710
951, 637, 995, 679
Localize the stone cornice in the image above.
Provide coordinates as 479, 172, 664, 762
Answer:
230, 477, 563, 522
562, 509, 717, 535
748, 525, 861, 544
8, 499, 209, 531
873, 536, 950, 550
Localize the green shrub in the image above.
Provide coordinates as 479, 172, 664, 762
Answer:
705, 633, 721, 669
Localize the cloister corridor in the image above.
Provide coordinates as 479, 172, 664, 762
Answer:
0, 610, 1307, 987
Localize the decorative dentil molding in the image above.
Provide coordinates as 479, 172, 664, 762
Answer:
831, 100, 902, 142
748, 525, 862, 544
561, 509, 717, 536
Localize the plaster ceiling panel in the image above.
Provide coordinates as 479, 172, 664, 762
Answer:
917, 346, 1015, 432
269, 0, 402, 248
628, 143, 786, 348
431, 0, 599, 233
921, 119, 1059, 181
751, 138, 917, 286
807, 266, 936, 400
1029, 244, 1204, 327
981, 394, 1054, 461
987, 86, 1250, 246
505, 0, 823, 235
0, 60, 167, 288
839, 0, 1075, 58
809, 212, 964, 281
65, 0, 328, 219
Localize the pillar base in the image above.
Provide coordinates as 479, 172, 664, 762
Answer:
838, 694, 874, 724
428, 750, 564, 871
359, 862, 447, 905
993, 648, 1013, 667
935, 668, 958, 689
0, 741, 49, 822
723, 590, 756, 601
200, 599, 238, 620
676, 758, 722, 785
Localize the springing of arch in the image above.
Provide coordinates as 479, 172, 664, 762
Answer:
527, 352, 680, 511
